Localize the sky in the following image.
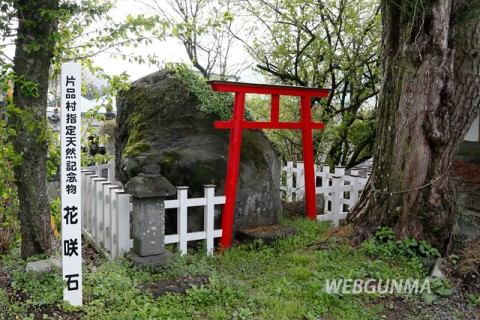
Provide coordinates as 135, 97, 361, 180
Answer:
92, 0, 192, 81
93, 0, 260, 83
93, 37, 191, 81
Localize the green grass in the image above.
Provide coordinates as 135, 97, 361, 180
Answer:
2, 219, 432, 319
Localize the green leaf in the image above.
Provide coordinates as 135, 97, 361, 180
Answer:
436, 287, 453, 296
422, 291, 437, 305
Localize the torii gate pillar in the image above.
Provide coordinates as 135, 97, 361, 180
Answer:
208, 81, 331, 249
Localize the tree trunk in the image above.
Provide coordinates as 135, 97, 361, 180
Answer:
347, 1, 480, 252
11, 0, 58, 259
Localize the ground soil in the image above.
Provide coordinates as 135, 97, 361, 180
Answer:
139, 275, 209, 298
236, 224, 297, 245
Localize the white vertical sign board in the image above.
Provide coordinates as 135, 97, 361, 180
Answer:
61, 63, 82, 306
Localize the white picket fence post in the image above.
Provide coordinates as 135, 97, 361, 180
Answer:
103, 184, 121, 256
321, 164, 330, 188
92, 177, 106, 242
281, 161, 294, 201
84, 158, 116, 182
81, 171, 94, 229
296, 162, 305, 200
108, 159, 116, 182
178, 186, 189, 255
114, 189, 132, 258
281, 161, 310, 201
204, 185, 218, 255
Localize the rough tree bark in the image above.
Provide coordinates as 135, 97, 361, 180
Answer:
10, 0, 58, 258
347, 1, 480, 252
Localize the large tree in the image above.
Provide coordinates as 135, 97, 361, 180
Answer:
10, 0, 59, 258
347, 1, 480, 252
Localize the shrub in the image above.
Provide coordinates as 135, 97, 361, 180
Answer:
362, 227, 440, 260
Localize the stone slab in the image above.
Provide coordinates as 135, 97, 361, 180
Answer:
131, 197, 166, 256
127, 250, 176, 270
25, 257, 62, 273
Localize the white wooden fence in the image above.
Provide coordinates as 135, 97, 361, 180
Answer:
81, 160, 131, 260
82, 159, 369, 259
165, 186, 224, 255
281, 161, 371, 226
81, 160, 224, 259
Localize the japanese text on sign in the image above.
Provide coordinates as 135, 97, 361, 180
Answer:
61, 64, 82, 306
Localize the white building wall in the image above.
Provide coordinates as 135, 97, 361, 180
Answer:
465, 114, 479, 142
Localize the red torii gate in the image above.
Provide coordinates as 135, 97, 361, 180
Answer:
207, 81, 331, 249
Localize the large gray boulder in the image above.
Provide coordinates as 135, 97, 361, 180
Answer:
115, 70, 282, 238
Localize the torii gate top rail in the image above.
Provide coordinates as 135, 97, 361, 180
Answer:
208, 80, 331, 249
